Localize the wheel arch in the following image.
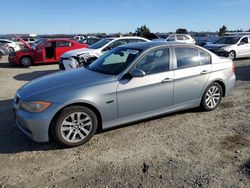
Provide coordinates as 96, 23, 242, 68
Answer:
204, 79, 226, 97
19, 55, 34, 64
49, 102, 103, 141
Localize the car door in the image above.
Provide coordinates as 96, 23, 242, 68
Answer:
34, 42, 45, 63
117, 48, 174, 118
237, 37, 250, 56
55, 40, 74, 60
173, 47, 212, 105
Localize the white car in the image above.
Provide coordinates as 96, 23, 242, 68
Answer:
166, 34, 196, 44
74, 36, 85, 41
0, 39, 20, 52
204, 35, 250, 60
59, 36, 150, 70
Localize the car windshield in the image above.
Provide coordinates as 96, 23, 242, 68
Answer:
86, 47, 142, 75
88, 38, 112, 49
214, 37, 241, 44
31, 39, 45, 47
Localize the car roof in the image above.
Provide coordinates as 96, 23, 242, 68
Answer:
105, 36, 148, 40
48, 38, 76, 41
121, 41, 195, 50
222, 35, 250, 38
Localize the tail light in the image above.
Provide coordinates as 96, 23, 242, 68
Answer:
232, 63, 236, 73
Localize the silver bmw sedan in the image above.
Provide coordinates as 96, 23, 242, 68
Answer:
13, 42, 236, 147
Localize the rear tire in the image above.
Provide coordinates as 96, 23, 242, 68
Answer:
52, 106, 98, 147
20, 56, 33, 67
201, 82, 223, 111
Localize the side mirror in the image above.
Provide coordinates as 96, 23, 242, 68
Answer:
130, 68, 146, 77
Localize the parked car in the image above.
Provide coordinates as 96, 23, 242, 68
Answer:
204, 35, 250, 60
166, 34, 196, 44
14, 42, 236, 147
0, 39, 20, 52
0, 44, 10, 59
21, 37, 37, 44
59, 36, 150, 70
79, 37, 101, 45
8, 35, 88, 67
74, 36, 85, 41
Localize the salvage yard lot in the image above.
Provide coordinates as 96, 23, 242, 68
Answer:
0, 56, 249, 187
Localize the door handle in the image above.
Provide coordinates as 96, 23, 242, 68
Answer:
200, 70, 209, 75
161, 78, 173, 83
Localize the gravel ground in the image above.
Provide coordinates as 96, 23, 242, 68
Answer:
0, 56, 249, 188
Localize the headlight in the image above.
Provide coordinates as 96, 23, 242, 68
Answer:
217, 47, 229, 52
79, 57, 85, 63
20, 101, 52, 112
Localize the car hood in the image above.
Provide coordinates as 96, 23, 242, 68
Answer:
61, 48, 97, 58
17, 68, 116, 101
204, 44, 229, 50
13, 34, 32, 50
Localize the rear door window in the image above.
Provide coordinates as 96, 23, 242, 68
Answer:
177, 35, 185, 40
57, 41, 72, 47
175, 48, 200, 68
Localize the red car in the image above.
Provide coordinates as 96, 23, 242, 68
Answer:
9, 35, 88, 67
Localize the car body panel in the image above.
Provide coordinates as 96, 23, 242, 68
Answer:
14, 42, 236, 142
117, 71, 174, 118
0, 44, 10, 57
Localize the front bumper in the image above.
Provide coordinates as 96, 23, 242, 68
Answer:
59, 57, 79, 70
207, 49, 229, 58
14, 102, 61, 142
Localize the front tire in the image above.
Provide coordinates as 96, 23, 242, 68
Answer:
9, 47, 14, 53
228, 50, 236, 60
201, 82, 223, 111
20, 56, 33, 67
53, 106, 98, 147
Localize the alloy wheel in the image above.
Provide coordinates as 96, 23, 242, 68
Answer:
60, 112, 93, 143
205, 85, 221, 109
21, 57, 32, 66
228, 51, 236, 60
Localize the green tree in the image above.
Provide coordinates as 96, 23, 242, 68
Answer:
135, 25, 151, 37
218, 25, 227, 36
176, 28, 188, 34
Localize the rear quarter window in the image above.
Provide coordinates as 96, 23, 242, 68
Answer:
199, 50, 211, 65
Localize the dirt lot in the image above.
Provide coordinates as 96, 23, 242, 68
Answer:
0, 56, 249, 188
